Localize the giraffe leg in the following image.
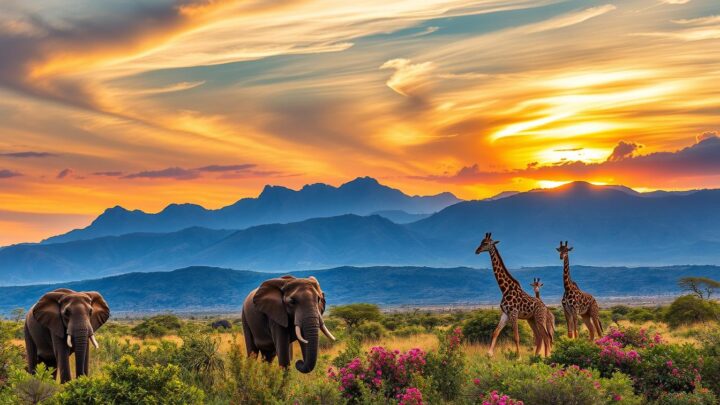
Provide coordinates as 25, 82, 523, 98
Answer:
488, 312, 508, 357
581, 313, 595, 341
534, 311, 550, 357
563, 307, 575, 339
511, 315, 521, 358
527, 318, 541, 356
591, 303, 604, 336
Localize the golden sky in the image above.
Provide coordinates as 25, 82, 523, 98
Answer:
1, 0, 719, 245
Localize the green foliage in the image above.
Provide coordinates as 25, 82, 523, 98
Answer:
698, 329, 720, 397
285, 377, 342, 405
547, 337, 601, 370
132, 315, 184, 338
653, 388, 718, 405
353, 321, 386, 341
333, 335, 362, 369
463, 310, 532, 345
634, 343, 703, 400
425, 327, 465, 401
2, 365, 58, 405
331, 304, 382, 331
678, 277, 720, 300
175, 332, 224, 389
664, 295, 719, 328
55, 356, 204, 404
225, 340, 288, 404
391, 325, 425, 337
0, 325, 24, 390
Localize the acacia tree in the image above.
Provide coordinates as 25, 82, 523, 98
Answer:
678, 277, 720, 300
330, 303, 381, 332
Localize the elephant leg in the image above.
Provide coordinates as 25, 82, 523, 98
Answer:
24, 326, 38, 374
52, 335, 72, 383
271, 322, 291, 369
488, 312, 509, 357
261, 350, 276, 363
242, 318, 258, 358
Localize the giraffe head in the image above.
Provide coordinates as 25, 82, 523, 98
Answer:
556, 240, 573, 260
475, 232, 499, 254
530, 277, 544, 295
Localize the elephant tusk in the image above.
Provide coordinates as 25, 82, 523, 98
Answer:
90, 335, 100, 349
295, 325, 308, 344
67, 334, 72, 348
320, 322, 336, 341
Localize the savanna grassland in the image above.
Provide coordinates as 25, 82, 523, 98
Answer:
2, 296, 720, 405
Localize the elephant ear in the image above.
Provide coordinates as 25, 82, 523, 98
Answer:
85, 292, 110, 331
308, 276, 326, 314
253, 278, 292, 328
33, 290, 69, 338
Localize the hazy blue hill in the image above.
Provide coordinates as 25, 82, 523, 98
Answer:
1, 265, 718, 313
409, 181, 720, 266
371, 210, 430, 224
43, 177, 460, 244
0, 228, 234, 285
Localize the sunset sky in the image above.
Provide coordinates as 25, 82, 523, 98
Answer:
1, 0, 720, 245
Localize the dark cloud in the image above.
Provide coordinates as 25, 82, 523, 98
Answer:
92, 171, 123, 177
606, 141, 641, 162
195, 164, 256, 172
120, 163, 288, 180
0, 151, 57, 158
414, 134, 720, 185
554, 147, 583, 152
0, 169, 22, 178
56, 168, 73, 179
122, 167, 199, 180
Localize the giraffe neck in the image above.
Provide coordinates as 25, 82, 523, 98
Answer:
535, 290, 541, 299
488, 245, 520, 295
563, 255, 576, 291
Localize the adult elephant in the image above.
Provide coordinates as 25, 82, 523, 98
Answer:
24, 289, 110, 383
242, 276, 335, 373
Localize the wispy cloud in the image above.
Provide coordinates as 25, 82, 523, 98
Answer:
0, 169, 22, 178
56, 168, 73, 179
0, 151, 57, 158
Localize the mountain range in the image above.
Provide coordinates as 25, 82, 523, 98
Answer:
1, 265, 717, 314
1, 179, 720, 285
43, 177, 460, 244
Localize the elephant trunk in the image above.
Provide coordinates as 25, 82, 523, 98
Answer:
295, 317, 320, 373
72, 330, 90, 377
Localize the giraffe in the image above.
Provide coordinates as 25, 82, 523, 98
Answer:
558, 241, 603, 340
475, 233, 552, 357
530, 277, 555, 351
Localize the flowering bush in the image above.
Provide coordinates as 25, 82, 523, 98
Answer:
329, 346, 427, 402
633, 343, 703, 400
653, 388, 718, 405
478, 390, 524, 405
397, 387, 423, 405
425, 327, 465, 401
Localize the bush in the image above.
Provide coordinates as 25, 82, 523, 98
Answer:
463, 310, 532, 345
653, 388, 717, 405
698, 330, 720, 397
132, 315, 184, 338
392, 325, 425, 337
56, 356, 204, 404
634, 343, 703, 400
664, 295, 719, 329
331, 304, 382, 331
547, 337, 601, 371
1, 364, 58, 405
225, 339, 288, 404
354, 321, 386, 341
175, 333, 224, 389
425, 327, 465, 401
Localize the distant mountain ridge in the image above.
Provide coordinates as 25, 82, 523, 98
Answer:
42, 177, 461, 244
1, 265, 717, 313
2, 181, 720, 285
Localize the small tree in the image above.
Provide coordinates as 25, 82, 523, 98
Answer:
10, 308, 25, 323
678, 277, 720, 300
331, 303, 381, 331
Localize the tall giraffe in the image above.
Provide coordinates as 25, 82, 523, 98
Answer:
558, 241, 603, 340
475, 233, 552, 357
530, 278, 555, 351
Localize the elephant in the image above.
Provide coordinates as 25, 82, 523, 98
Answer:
242, 275, 335, 373
211, 319, 232, 329
24, 289, 110, 383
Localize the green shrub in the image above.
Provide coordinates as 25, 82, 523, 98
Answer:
353, 321, 386, 341
698, 330, 720, 397
425, 327, 465, 401
547, 337, 601, 371
653, 388, 717, 405
225, 340, 288, 404
132, 315, 184, 338
175, 332, 224, 389
463, 310, 532, 345
627, 307, 658, 323
332, 335, 362, 369
392, 325, 425, 337
1, 364, 58, 405
634, 343, 703, 400
664, 295, 719, 328
286, 377, 342, 405
55, 356, 204, 404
